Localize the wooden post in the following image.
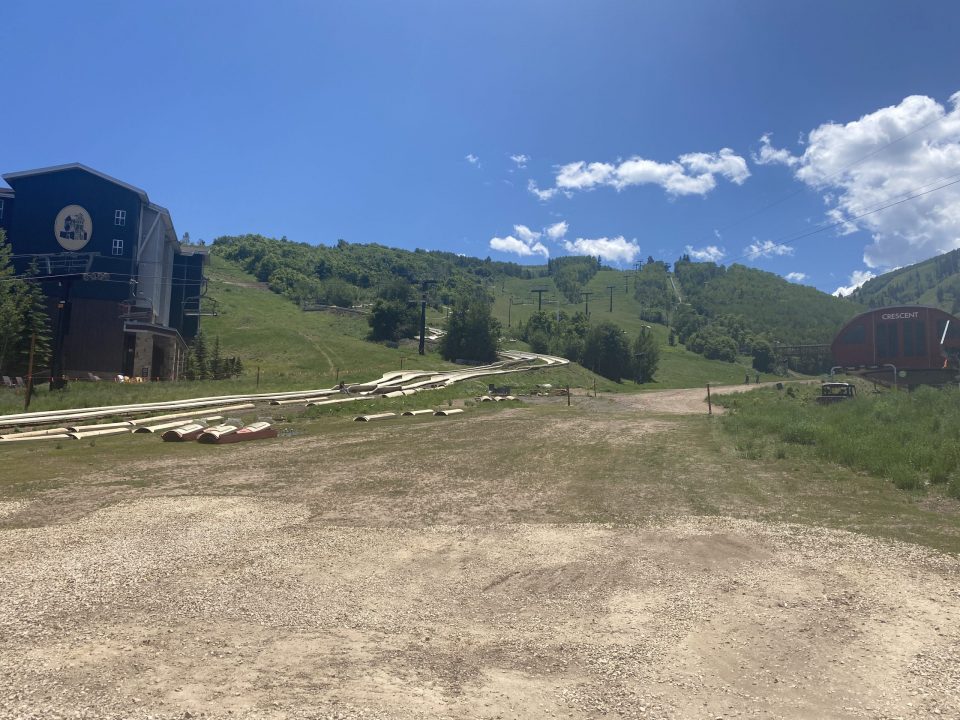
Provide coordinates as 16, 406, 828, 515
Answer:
256, 366, 261, 389
24, 334, 36, 412
593, 378, 597, 397
567, 385, 571, 406
335, 367, 340, 383
706, 383, 712, 415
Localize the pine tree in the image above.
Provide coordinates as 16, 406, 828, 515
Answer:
209, 336, 223, 380
0, 230, 26, 375
181, 346, 197, 381
18, 260, 52, 375
192, 334, 210, 380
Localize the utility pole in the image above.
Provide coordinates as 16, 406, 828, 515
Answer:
50, 280, 73, 390
580, 291, 593, 318
418, 279, 437, 355
607, 285, 616, 312
531, 288, 548, 311
624, 273, 629, 293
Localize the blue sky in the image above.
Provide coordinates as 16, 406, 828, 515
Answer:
3, 1, 960, 295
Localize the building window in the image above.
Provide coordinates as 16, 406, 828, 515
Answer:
115, 209, 126, 226
112, 238, 123, 256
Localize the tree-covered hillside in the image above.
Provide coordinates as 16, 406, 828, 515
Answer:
205, 234, 870, 376
674, 258, 862, 345
847, 247, 960, 314
213, 234, 544, 308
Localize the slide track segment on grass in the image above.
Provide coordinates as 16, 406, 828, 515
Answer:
0, 352, 567, 430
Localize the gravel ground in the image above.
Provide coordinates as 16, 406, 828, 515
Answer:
1, 496, 957, 720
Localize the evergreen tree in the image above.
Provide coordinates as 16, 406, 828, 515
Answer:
210, 336, 223, 379
18, 260, 52, 375
440, 289, 500, 362
192, 334, 210, 380
0, 230, 25, 374
181, 346, 197, 380
582, 321, 632, 382
632, 327, 660, 383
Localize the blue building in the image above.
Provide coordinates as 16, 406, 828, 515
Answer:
0, 163, 207, 382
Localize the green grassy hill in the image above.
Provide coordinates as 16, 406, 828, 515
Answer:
490, 268, 777, 388
848, 247, 960, 313
207, 256, 771, 392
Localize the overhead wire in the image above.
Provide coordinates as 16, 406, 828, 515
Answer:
710, 112, 948, 237
729, 175, 960, 265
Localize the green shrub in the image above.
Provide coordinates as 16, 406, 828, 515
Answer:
721, 384, 960, 496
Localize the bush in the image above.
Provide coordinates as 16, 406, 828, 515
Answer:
440, 289, 501, 363
581, 321, 632, 382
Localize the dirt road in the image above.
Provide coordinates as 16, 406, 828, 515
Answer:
0, 388, 957, 719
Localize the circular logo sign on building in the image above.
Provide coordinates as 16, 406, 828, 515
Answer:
54, 205, 93, 251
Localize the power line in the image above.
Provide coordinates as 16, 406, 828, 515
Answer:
729, 175, 960, 265
709, 112, 948, 238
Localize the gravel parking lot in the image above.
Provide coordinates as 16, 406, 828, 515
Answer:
0, 393, 958, 719
1, 495, 958, 719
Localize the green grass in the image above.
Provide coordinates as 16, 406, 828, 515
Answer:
0, 259, 787, 415
0, 255, 459, 414
717, 381, 960, 497
2, 394, 958, 553
492, 269, 782, 390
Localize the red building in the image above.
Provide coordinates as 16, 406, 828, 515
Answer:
831, 306, 960, 386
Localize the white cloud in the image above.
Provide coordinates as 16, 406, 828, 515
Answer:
465, 153, 480, 166
556, 161, 615, 190
527, 179, 558, 201
509, 153, 529, 168
833, 270, 876, 297
541, 147, 750, 199
562, 236, 641, 265
752, 133, 800, 167
679, 149, 750, 184
761, 92, 960, 268
545, 221, 568, 240
685, 244, 726, 262
784, 272, 807, 283
489, 234, 549, 258
513, 224, 541, 243
745, 239, 794, 259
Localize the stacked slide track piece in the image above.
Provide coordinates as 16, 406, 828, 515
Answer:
162, 423, 210, 442
198, 422, 277, 444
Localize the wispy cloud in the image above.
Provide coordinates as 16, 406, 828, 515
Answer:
527, 179, 558, 201
530, 147, 750, 200
745, 239, 794, 260
784, 272, 807, 283
465, 153, 480, 167
752, 133, 800, 167
685, 244, 726, 262
545, 221, 568, 240
509, 153, 529, 169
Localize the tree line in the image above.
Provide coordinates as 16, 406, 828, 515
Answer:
0, 230, 52, 378
519, 310, 659, 383
214, 234, 546, 310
